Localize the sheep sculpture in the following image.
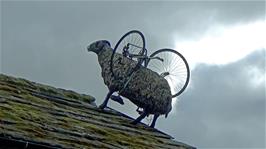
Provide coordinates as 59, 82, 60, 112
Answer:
87, 40, 172, 128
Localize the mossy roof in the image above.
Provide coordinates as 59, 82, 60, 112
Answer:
0, 74, 195, 149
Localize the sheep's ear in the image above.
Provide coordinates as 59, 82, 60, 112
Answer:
102, 40, 111, 47
96, 40, 111, 51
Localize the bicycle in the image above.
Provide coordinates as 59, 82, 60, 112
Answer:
110, 30, 190, 98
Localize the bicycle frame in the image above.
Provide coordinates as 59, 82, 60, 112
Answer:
123, 43, 164, 67
128, 43, 143, 49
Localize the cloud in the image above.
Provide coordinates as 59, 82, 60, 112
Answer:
157, 49, 265, 148
142, 1, 265, 48
175, 21, 266, 68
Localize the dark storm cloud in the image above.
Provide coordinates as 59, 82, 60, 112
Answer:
2, 1, 264, 54
158, 49, 265, 148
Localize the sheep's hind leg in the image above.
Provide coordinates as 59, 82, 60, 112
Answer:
131, 109, 148, 125
150, 114, 159, 128
99, 90, 114, 109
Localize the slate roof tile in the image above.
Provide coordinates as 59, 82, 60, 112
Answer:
0, 74, 195, 149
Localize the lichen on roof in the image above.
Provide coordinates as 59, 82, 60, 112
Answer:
0, 74, 195, 149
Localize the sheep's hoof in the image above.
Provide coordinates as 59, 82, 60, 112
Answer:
136, 108, 144, 115
150, 124, 155, 128
98, 104, 106, 109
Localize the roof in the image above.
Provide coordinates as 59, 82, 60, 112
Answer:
0, 74, 195, 149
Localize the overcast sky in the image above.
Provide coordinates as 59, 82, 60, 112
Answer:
1, 1, 265, 148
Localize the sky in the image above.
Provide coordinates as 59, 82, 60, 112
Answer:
1, 1, 265, 148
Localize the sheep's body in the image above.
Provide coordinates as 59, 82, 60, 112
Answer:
88, 40, 172, 127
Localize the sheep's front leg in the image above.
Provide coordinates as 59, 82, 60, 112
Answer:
110, 95, 124, 105
131, 109, 148, 125
99, 90, 114, 109
150, 114, 160, 128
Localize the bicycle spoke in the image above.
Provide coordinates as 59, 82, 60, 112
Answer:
147, 48, 190, 97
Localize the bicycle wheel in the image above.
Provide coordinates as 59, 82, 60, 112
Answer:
146, 49, 190, 97
110, 30, 146, 78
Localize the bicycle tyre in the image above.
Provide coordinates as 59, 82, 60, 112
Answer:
146, 48, 190, 97
110, 30, 146, 78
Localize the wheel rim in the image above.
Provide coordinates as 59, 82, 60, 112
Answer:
114, 31, 145, 62
147, 49, 190, 97
111, 30, 145, 78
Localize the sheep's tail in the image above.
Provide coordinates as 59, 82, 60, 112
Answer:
165, 96, 172, 118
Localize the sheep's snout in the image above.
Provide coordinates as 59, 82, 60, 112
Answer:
87, 40, 111, 54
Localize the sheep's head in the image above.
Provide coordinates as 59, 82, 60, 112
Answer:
87, 40, 111, 54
